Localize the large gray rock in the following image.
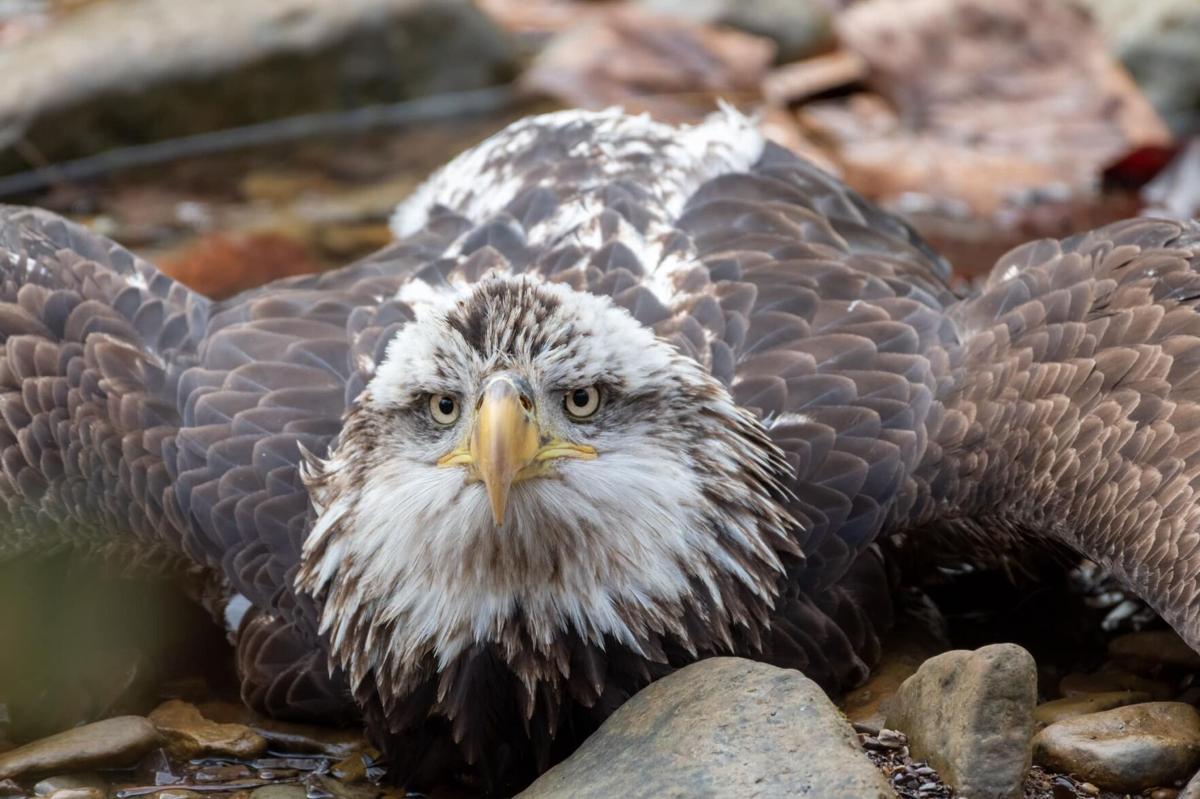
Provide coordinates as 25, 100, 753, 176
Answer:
0, 0, 515, 172
885, 643, 1037, 799
1077, 0, 1200, 136
636, 0, 833, 62
1033, 702, 1200, 793
518, 657, 891, 799
0, 717, 159, 779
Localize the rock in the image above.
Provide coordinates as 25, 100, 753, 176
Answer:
197, 702, 366, 759
518, 658, 891, 799
1059, 668, 1174, 700
0, 717, 159, 780
1181, 767, 1200, 799
1076, 0, 1200, 136
1033, 702, 1200, 793
1033, 691, 1152, 728
521, 5, 774, 124
32, 775, 107, 797
884, 643, 1037, 799
0, 0, 516, 172
45, 790, 103, 799
636, 0, 834, 62
805, 0, 1170, 279
249, 787, 307, 799
148, 700, 268, 760
1108, 630, 1200, 671
0, 780, 20, 797
302, 775, 381, 799
246, 720, 367, 759
193, 764, 253, 784
330, 754, 367, 783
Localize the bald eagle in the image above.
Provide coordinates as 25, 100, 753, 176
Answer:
1, 108, 1199, 790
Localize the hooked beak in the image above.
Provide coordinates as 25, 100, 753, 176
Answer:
437, 373, 596, 526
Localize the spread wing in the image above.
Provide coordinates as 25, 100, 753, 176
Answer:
0, 205, 465, 720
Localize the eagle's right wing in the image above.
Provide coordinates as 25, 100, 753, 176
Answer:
0, 205, 462, 721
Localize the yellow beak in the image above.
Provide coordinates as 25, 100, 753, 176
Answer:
437, 373, 597, 526
472, 376, 540, 526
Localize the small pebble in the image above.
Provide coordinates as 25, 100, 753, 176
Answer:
1050, 775, 1075, 799
1078, 782, 1099, 796
330, 755, 365, 783
33, 776, 106, 797
193, 764, 253, 784
1150, 789, 1181, 799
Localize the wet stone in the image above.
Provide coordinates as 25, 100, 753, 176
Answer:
330, 755, 366, 784
44, 782, 102, 796
302, 774, 381, 799
249, 786, 307, 799
149, 700, 267, 760
1033, 701, 1200, 792
0, 717, 159, 780
1108, 630, 1200, 671
245, 722, 366, 760
32, 776, 107, 797
193, 764, 254, 784
1033, 690, 1152, 727
885, 644, 1037, 799
0, 781, 20, 797
1059, 668, 1174, 700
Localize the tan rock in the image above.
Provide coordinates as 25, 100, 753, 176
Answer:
46, 789, 103, 799
246, 720, 367, 759
885, 643, 1036, 799
149, 700, 267, 760
331, 754, 367, 783
1108, 630, 1200, 671
1033, 691, 1151, 728
519, 658, 892, 799
1059, 668, 1173, 700
249, 787, 307, 799
1033, 702, 1200, 793
0, 717, 159, 780
33, 774, 107, 797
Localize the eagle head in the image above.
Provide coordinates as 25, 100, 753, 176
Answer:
296, 275, 800, 735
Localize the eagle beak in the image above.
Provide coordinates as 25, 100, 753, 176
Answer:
436, 373, 598, 526
471, 375, 540, 526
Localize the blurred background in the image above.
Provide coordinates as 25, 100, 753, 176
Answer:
0, 0, 1198, 790
0, 0, 1196, 299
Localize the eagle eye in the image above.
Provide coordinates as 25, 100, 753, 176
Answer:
564, 386, 600, 419
429, 394, 460, 425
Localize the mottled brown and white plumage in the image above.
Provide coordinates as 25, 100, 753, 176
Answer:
1, 108, 1199, 791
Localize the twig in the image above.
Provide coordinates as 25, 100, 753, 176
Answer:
115, 781, 283, 798
0, 84, 519, 199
